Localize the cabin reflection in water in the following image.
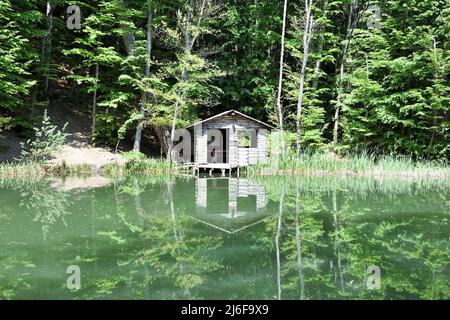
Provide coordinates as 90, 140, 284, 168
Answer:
193, 178, 270, 234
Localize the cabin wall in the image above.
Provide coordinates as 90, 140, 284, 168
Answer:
229, 129, 238, 167
196, 113, 270, 167
257, 129, 268, 162
195, 124, 208, 164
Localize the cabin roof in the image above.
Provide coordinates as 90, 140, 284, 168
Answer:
188, 110, 275, 129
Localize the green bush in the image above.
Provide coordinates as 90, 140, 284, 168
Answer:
123, 151, 147, 172
20, 110, 70, 163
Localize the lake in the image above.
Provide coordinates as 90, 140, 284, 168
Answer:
0, 175, 448, 299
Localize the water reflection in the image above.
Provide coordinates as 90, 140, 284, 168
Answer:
0, 176, 448, 299
194, 178, 270, 234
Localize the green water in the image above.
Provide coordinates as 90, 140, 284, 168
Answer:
0, 176, 448, 300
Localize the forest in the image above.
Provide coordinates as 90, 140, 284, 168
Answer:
0, 0, 449, 302
0, 0, 449, 165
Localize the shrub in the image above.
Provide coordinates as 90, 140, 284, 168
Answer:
20, 110, 70, 163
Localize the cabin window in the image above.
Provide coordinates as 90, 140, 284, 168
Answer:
237, 130, 257, 148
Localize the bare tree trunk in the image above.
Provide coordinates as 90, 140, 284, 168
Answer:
254, 0, 260, 29
276, 0, 288, 159
333, 0, 369, 145
312, 42, 324, 90
429, 37, 439, 148
296, 0, 315, 160
312, 0, 328, 90
92, 63, 99, 137
133, 5, 153, 152
363, 53, 369, 144
154, 126, 171, 157
42, 2, 53, 101
168, 0, 207, 161
30, 86, 38, 120
115, 1, 136, 153
333, 48, 347, 145
333, 1, 353, 145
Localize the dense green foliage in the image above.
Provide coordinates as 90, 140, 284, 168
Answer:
0, 0, 448, 159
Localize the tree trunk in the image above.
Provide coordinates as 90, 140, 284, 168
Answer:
333, 2, 353, 145
296, 0, 315, 160
429, 37, 439, 149
134, 5, 153, 152
92, 63, 99, 137
363, 53, 369, 144
155, 126, 171, 157
168, 0, 206, 161
42, 2, 53, 100
312, 0, 328, 90
333, 0, 368, 145
276, 0, 288, 160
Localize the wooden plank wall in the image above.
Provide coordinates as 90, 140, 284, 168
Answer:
195, 124, 208, 164
195, 113, 270, 166
257, 129, 268, 162
229, 128, 238, 167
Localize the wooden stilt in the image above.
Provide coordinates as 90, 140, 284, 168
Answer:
237, 166, 240, 178
209, 169, 212, 177
221, 169, 225, 177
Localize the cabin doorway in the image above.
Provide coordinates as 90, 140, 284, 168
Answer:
220, 128, 228, 163
207, 128, 229, 164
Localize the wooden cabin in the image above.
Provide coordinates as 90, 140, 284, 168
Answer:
189, 110, 274, 173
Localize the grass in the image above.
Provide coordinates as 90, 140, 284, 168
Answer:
102, 158, 174, 177
0, 161, 93, 178
0, 162, 45, 178
101, 151, 173, 176
0, 158, 180, 178
252, 175, 450, 200
0, 150, 448, 179
246, 151, 450, 178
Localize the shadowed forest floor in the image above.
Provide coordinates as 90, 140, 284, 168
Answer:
0, 102, 126, 168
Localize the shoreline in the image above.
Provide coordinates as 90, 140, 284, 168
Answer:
0, 161, 448, 179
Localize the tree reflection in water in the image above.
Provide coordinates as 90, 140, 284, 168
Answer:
0, 176, 448, 299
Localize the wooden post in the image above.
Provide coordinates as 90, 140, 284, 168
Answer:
237, 166, 240, 178
209, 169, 212, 177
221, 169, 225, 177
